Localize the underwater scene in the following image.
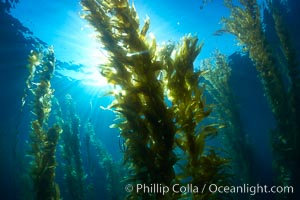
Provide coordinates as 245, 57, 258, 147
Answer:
0, 0, 299, 199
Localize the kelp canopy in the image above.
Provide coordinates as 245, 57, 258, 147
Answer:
81, 0, 230, 199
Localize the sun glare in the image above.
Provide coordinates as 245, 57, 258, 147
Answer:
52, 12, 111, 88
11, 1, 110, 88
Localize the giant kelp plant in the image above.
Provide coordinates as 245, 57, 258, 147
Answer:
201, 50, 254, 184
162, 37, 230, 200
222, 0, 299, 197
60, 94, 85, 200
25, 47, 61, 200
82, 0, 177, 198
85, 121, 125, 199
81, 0, 230, 199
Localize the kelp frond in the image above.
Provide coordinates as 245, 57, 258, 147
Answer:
25, 47, 61, 200
82, 0, 230, 199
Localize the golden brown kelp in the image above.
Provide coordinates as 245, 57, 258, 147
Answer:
81, 0, 229, 199
60, 94, 85, 200
222, 0, 299, 196
202, 51, 253, 184
81, 0, 176, 199
26, 47, 61, 200
162, 37, 230, 200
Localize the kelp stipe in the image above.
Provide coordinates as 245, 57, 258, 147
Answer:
81, 0, 230, 199
60, 94, 86, 200
222, 0, 300, 197
85, 121, 125, 199
25, 47, 61, 200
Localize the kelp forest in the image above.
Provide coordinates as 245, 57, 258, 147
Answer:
0, 0, 299, 199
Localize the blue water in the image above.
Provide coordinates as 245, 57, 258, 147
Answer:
1, 0, 299, 199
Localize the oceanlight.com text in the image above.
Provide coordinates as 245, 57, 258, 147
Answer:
209, 183, 293, 196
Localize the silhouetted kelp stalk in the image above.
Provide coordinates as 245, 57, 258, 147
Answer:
60, 94, 86, 200
201, 50, 254, 184
222, 0, 299, 197
267, 1, 300, 166
25, 47, 61, 200
81, 0, 230, 199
